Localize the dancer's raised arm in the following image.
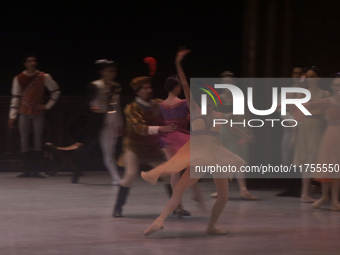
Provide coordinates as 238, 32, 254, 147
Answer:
175, 47, 200, 117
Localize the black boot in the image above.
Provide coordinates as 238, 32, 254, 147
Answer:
113, 186, 130, 218
31, 151, 45, 178
17, 152, 32, 178
165, 184, 191, 217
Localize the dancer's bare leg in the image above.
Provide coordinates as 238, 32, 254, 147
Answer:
163, 148, 182, 200
144, 168, 199, 235
148, 161, 170, 183
163, 148, 205, 212
191, 182, 206, 211
312, 182, 330, 209
236, 172, 258, 200
207, 178, 229, 235
301, 178, 316, 203
141, 141, 190, 185
331, 180, 340, 211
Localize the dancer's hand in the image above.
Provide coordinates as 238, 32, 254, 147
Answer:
159, 123, 177, 133
175, 47, 191, 64
36, 104, 47, 111
8, 118, 15, 129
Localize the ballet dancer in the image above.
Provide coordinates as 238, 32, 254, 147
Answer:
293, 66, 330, 203
87, 59, 124, 185
295, 77, 340, 210
142, 48, 251, 235
159, 76, 205, 216
113, 76, 176, 217
9, 53, 61, 178
210, 71, 257, 200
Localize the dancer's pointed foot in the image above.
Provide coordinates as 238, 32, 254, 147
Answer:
141, 171, 158, 185
210, 192, 218, 198
144, 219, 164, 236
207, 223, 229, 235
240, 190, 258, 200
330, 204, 340, 211
300, 195, 317, 203
312, 197, 329, 209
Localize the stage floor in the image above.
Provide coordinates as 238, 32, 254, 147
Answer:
1, 172, 339, 255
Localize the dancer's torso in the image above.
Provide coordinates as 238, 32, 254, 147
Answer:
159, 99, 190, 134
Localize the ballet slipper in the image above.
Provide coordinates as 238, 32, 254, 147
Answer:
240, 190, 258, 200
300, 196, 317, 203
143, 219, 164, 236
210, 192, 218, 198
330, 204, 340, 211
207, 223, 229, 235
141, 171, 158, 185
312, 197, 329, 209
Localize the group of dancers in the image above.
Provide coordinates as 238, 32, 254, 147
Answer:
8, 48, 340, 236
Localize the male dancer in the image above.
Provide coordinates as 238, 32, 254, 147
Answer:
9, 53, 61, 178
113, 76, 176, 217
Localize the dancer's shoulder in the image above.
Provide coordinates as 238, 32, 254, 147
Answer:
125, 101, 139, 114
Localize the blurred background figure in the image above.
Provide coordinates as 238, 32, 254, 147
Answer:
113, 76, 176, 217
211, 71, 257, 200
86, 59, 124, 185
8, 53, 60, 178
158, 76, 205, 216
294, 77, 340, 210
293, 66, 330, 203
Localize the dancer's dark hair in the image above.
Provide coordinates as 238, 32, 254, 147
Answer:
23, 53, 37, 63
308, 66, 321, 77
95, 59, 117, 71
164, 76, 180, 92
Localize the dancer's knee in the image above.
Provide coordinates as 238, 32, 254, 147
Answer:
216, 193, 228, 204
172, 184, 186, 197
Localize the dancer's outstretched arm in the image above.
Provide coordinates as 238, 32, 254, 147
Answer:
175, 47, 200, 117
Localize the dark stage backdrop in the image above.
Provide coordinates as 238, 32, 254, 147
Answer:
0, 1, 244, 98
2, 0, 340, 189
